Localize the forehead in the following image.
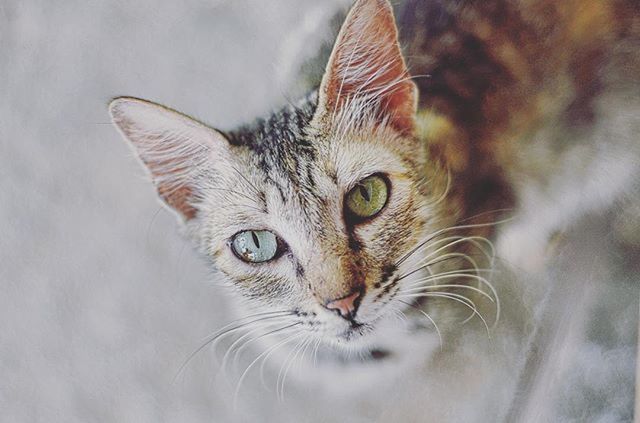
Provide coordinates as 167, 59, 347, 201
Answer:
226, 104, 314, 184
227, 102, 415, 190
212, 100, 416, 229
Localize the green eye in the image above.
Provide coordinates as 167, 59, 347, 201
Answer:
345, 174, 389, 219
231, 230, 279, 263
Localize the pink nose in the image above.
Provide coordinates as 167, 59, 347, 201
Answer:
325, 290, 362, 319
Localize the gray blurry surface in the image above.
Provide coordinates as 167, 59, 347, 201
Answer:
2, 1, 638, 422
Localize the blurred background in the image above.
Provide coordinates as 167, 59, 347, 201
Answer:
2, 1, 638, 422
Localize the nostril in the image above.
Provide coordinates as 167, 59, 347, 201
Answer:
325, 290, 362, 319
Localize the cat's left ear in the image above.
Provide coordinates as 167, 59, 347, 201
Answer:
315, 0, 417, 136
109, 97, 230, 222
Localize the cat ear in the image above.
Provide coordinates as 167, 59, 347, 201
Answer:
109, 97, 228, 222
315, 0, 417, 135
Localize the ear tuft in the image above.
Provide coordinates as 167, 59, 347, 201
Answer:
109, 97, 227, 221
316, 0, 417, 135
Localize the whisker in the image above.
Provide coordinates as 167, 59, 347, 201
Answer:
412, 236, 492, 271
401, 268, 492, 287
430, 165, 451, 208
400, 268, 500, 326
222, 320, 297, 375
420, 252, 482, 284
419, 253, 486, 270
457, 208, 515, 224
404, 267, 496, 283
397, 292, 491, 338
173, 311, 294, 381
380, 254, 477, 291
396, 217, 513, 266
197, 310, 293, 342
399, 259, 481, 283
380, 251, 482, 292
409, 235, 469, 264
230, 165, 262, 198
399, 253, 501, 326
391, 307, 409, 324
233, 328, 303, 409
401, 282, 495, 303
221, 326, 265, 377
276, 336, 308, 401
398, 299, 442, 350
259, 330, 304, 389
231, 322, 300, 370
311, 338, 322, 367
400, 290, 476, 307
279, 336, 313, 400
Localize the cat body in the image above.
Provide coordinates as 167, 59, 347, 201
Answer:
397, 0, 640, 267
109, 0, 639, 420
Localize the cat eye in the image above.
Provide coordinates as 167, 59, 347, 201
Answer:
231, 230, 279, 263
345, 174, 389, 221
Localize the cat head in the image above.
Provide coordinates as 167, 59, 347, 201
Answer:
110, 0, 453, 349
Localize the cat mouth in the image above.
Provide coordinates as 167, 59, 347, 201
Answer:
333, 290, 399, 343
336, 320, 373, 341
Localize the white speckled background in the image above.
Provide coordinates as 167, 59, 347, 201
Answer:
2, 1, 637, 422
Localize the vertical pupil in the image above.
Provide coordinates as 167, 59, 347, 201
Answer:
251, 231, 260, 248
359, 184, 371, 202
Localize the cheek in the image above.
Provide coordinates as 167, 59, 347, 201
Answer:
214, 252, 309, 306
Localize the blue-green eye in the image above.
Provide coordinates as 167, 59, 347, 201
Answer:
231, 230, 279, 263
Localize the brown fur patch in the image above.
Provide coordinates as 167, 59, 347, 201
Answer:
401, 0, 636, 231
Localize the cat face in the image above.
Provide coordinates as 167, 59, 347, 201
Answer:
110, 0, 453, 349
198, 106, 442, 347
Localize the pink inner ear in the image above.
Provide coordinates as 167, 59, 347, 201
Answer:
109, 98, 224, 222
319, 0, 416, 135
120, 123, 208, 221
158, 185, 197, 220
144, 151, 202, 221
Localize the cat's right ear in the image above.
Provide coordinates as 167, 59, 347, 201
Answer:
109, 97, 229, 222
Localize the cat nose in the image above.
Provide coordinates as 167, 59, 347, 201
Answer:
325, 289, 362, 320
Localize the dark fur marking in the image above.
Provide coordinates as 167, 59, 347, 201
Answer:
347, 232, 362, 253
296, 262, 305, 278
369, 349, 391, 360
225, 96, 319, 207
374, 264, 397, 289
375, 275, 399, 301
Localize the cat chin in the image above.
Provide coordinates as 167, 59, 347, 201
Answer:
319, 312, 424, 357
279, 317, 441, 396
321, 329, 378, 355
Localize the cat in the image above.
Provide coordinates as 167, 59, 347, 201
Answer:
109, 0, 639, 420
